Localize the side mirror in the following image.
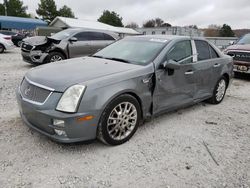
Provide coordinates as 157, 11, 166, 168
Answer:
229, 41, 235, 45
163, 59, 180, 70
69, 37, 78, 42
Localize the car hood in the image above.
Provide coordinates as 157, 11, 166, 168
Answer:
26, 57, 141, 92
23, 36, 60, 46
226, 44, 250, 52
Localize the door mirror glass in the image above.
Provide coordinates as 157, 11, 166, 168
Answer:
163, 59, 180, 70
229, 41, 235, 45
69, 37, 78, 42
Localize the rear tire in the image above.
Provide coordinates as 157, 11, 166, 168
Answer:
0, 44, 5, 53
46, 52, 65, 63
97, 94, 141, 145
208, 76, 227, 104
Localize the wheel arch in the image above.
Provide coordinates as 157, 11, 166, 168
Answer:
49, 48, 67, 59
105, 91, 144, 120
222, 73, 230, 88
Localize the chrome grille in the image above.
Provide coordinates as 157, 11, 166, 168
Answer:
227, 51, 250, 62
20, 78, 51, 104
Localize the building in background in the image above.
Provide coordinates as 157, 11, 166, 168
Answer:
136, 26, 204, 37
0, 16, 47, 35
49, 17, 139, 37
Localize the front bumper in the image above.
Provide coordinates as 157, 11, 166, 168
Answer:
16, 88, 101, 143
21, 50, 48, 64
233, 60, 250, 74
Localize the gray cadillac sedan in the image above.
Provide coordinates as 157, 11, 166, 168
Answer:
16, 35, 233, 145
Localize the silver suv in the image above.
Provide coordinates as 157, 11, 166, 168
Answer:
21, 28, 119, 65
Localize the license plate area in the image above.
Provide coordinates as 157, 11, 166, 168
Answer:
234, 65, 248, 72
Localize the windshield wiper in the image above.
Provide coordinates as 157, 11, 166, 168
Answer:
92, 55, 131, 63
91, 55, 104, 58
104, 57, 131, 63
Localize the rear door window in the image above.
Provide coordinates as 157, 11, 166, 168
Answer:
209, 45, 219, 59
103, 33, 115, 40
195, 40, 210, 61
74, 32, 91, 41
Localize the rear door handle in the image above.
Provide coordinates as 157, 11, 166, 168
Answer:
213, 63, 221, 68
185, 70, 194, 75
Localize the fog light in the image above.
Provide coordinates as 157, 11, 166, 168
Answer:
54, 129, 67, 137
53, 119, 65, 128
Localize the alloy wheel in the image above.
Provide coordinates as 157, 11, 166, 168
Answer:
50, 55, 63, 62
107, 102, 137, 141
216, 79, 226, 102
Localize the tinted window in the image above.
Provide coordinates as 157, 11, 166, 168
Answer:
209, 45, 219, 59
74, 32, 90, 41
167, 40, 193, 64
103, 33, 115, 40
74, 32, 114, 41
88, 32, 104, 40
195, 40, 210, 61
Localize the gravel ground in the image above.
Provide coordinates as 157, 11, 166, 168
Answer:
0, 48, 250, 188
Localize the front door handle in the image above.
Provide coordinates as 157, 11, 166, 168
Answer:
213, 63, 221, 68
185, 70, 194, 75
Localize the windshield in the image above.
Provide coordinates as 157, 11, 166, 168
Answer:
237, 34, 250, 45
93, 39, 167, 65
50, 29, 77, 40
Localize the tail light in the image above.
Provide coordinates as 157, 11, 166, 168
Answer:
4, 37, 11, 40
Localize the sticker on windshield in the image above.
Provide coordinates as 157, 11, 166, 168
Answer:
149, 39, 168, 43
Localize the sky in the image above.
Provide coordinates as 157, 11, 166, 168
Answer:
22, 0, 250, 29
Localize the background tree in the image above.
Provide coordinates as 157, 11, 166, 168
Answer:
155, 18, 164, 27
125, 22, 139, 29
188, 25, 198, 29
143, 19, 156, 27
37, 0, 75, 23
98, 10, 123, 27
0, 0, 29, 17
203, 24, 221, 37
36, 0, 58, 23
58, 5, 75, 18
161, 22, 172, 27
143, 18, 171, 28
219, 24, 235, 37
0, 4, 5, 15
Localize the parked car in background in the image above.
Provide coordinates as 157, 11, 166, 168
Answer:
21, 28, 119, 65
17, 35, 233, 145
0, 30, 26, 47
224, 33, 250, 74
0, 33, 15, 53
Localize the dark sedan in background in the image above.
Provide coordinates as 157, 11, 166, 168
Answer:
17, 35, 233, 145
0, 30, 26, 47
224, 33, 250, 74
21, 28, 119, 65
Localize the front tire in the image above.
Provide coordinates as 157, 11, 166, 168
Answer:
0, 44, 5, 53
97, 94, 141, 145
208, 76, 227, 104
46, 52, 65, 63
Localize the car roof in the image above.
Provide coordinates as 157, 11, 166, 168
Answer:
61, 28, 119, 39
126, 35, 207, 42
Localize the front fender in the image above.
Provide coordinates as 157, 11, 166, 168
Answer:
78, 76, 153, 120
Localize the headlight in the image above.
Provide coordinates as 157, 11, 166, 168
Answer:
56, 85, 86, 113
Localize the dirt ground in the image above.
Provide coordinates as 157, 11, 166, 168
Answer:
0, 48, 249, 188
